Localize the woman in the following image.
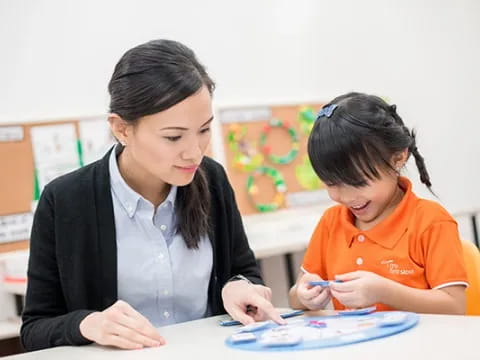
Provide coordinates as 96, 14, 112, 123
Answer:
21, 39, 283, 351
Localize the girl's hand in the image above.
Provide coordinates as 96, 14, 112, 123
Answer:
295, 272, 331, 311
329, 271, 391, 308
79, 300, 165, 350
222, 280, 285, 325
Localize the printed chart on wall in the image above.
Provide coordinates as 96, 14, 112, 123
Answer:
78, 116, 116, 166
30, 123, 81, 202
30, 118, 115, 206
219, 104, 330, 215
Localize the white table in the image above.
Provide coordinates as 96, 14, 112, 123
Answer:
0, 319, 21, 341
4, 311, 480, 360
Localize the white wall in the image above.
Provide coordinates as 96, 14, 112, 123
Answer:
2, 0, 479, 213
1, 0, 479, 309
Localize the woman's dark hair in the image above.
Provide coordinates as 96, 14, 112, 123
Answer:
108, 39, 215, 249
307, 92, 432, 191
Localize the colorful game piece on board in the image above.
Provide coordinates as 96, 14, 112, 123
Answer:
338, 306, 377, 316
307, 320, 327, 328
230, 333, 257, 344
378, 312, 408, 327
236, 321, 271, 333
259, 331, 303, 347
280, 309, 304, 319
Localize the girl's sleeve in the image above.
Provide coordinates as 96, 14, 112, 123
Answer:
301, 210, 331, 280
420, 220, 469, 289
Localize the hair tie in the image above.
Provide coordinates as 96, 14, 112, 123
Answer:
316, 104, 338, 120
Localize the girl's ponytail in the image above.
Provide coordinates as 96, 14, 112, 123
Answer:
389, 105, 433, 190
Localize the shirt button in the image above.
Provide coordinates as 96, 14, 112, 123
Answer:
163, 289, 169, 296
356, 257, 364, 265
158, 253, 165, 260
160, 224, 167, 231
163, 311, 170, 318
358, 235, 365, 242
127, 204, 133, 212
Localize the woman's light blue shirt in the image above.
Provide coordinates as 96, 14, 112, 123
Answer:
109, 146, 212, 327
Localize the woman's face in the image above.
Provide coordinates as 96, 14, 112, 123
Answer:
118, 85, 213, 187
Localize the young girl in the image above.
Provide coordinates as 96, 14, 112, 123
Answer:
289, 92, 468, 314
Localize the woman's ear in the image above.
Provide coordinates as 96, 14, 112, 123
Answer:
108, 114, 130, 146
392, 148, 409, 171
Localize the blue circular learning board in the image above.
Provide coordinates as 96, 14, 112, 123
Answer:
225, 311, 419, 352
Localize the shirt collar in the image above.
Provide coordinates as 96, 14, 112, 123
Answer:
164, 185, 177, 211
109, 144, 177, 218
340, 177, 418, 249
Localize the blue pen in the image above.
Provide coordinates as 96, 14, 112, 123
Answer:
219, 309, 304, 326
309, 280, 342, 287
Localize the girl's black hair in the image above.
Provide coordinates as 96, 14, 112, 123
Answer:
108, 39, 215, 249
307, 92, 432, 191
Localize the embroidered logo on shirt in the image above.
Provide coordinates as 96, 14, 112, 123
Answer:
382, 260, 414, 275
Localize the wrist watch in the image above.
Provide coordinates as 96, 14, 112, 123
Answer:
226, 274, 252, 284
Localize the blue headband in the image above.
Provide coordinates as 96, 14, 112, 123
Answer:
316, 104, 337, 120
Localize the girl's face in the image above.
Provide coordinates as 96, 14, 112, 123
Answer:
111, 85, 213, 187
325, 152, 407, 229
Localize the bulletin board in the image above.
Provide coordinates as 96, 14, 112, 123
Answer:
218, 103, 327, 215
0, 117, 115, 253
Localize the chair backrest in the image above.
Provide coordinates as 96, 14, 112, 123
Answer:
462, 241, 480, 315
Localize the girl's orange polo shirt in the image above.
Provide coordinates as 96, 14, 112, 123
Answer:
302, 177, 468, 311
